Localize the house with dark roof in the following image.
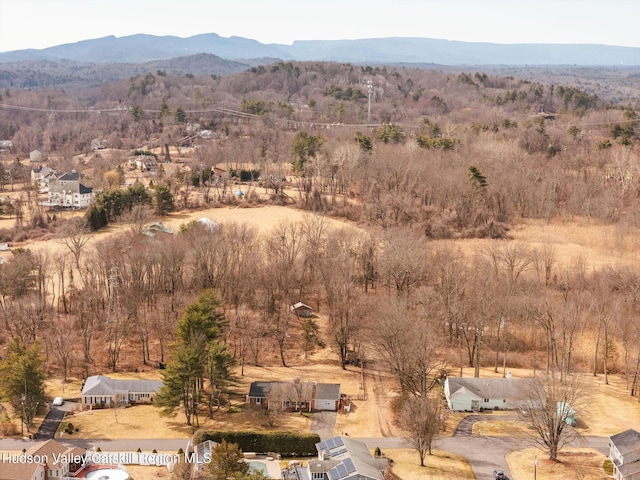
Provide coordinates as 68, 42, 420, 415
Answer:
81, 375, 163, 406
609, 429, 640, 480
247, 381, 340, 411
444, 375, 542, 411
45, 170, 94, 208
285, 436, 387, 480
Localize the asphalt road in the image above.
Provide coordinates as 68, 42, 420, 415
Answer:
0, 413, 611, 480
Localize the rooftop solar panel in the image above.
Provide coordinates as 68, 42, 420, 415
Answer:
344, 458, 356, 473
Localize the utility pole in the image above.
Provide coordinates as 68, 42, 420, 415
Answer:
367, 79, 373, 124
21, 376, 26, 436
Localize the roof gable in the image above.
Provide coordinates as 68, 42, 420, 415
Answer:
248, 381, 273, 398
57, 171, 80, 181
248, 381, 340, 401
446, 377, 541, 400
26, 439, 85, 468
315, 383, 341, 400
316, 436, 385, 480
81, 375, 162, 396
611, 429, 640, 455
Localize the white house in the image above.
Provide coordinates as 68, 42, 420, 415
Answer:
609, 429, 640, 480
81, 375, 163, 406
45, 171, 94, 208
444, 375, 541, 411
31, 165, 56, 186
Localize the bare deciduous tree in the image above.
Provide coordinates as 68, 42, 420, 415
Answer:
58, 217, 91, 273
371, 298, 446, 398
519, 373, 589, 461
398, 395, 443, 466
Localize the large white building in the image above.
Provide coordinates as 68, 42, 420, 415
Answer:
45, 171, 94, 208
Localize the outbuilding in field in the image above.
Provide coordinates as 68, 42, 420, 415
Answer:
290, 302, 313, 317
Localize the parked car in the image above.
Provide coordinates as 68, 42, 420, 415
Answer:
494, 470, 506, 479
52, 397, 64, 406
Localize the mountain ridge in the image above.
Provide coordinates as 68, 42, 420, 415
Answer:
1, 33, 638, 66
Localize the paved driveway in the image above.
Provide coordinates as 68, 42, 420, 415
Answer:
311, 411, 337, 440
36, 401, 76, 439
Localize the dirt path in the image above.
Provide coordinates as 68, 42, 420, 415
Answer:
368, 363, 400, 438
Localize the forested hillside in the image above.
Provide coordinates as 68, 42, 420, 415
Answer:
0, 59, 640, 406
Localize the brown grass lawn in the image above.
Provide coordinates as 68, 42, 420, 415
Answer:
507, 447, 609, 480
386, 449, 474, 479
58, 405, 194, 439
456, 367, 640, 439
447, 216, 640, 271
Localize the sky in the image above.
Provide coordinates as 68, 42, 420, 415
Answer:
1, 0, 640, 53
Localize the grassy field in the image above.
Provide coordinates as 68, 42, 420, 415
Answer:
507, 447, 609, 480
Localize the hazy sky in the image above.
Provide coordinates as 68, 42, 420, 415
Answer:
1, 0, 639, 53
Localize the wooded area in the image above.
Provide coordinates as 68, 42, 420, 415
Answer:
0, 60, 639, 427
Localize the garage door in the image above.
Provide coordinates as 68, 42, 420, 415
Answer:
315, 400, 336, 411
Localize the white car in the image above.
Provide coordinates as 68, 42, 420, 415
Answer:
52, 397, 64, 406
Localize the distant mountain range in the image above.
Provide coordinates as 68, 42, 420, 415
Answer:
1, 33, 639, 66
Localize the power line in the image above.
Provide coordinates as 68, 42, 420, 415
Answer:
0, 101, 384, 128
0, 101, 633, 129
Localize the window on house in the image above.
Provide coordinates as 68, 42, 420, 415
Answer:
483, 399, 489, 402
255, 398, 261, 404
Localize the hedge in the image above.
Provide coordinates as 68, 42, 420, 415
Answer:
202, 431, 320, 457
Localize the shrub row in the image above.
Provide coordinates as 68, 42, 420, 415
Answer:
202, 431, 320, 457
